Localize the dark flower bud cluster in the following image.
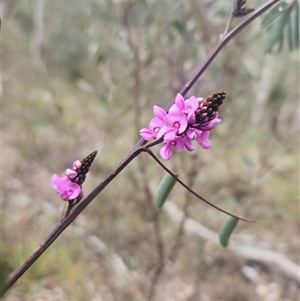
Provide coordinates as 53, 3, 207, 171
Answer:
195, 90, 226, 126
51, 151, 97, 201
234, 0, 255, 17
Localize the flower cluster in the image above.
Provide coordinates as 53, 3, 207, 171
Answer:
140, 90, 225, 160
51, 151, 97, 201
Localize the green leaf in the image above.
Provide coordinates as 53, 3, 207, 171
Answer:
264, 4, 294, 53
294, 2, 299, 48
261, 1, 290, 29
154, 174, 178, 208
287, 13, 293, 51
219, 217, 239, 248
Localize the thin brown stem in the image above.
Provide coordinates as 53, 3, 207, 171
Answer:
145, 148, 256, 222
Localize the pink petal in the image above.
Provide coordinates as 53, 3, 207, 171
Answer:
51, 174, 60, 189
57, 177, 71, 190
174, 93, 185, 111
60, 183, 82, 201
196, 131, 211, 149
187, 112, 196, 124
173, 137, 184, 152
68, 183, 82, 199
169, 103, 179, 113
161, 127, 177, 141
149, 117, 166, 131
185, 96, 199, 112
164, 112, 188, 134
186, 128, 197, 140
160, 143, 173, 160
140, 128, 156, 140
153, 105, 167, 120
182, 136, 195, 151
200, 123, 215, 131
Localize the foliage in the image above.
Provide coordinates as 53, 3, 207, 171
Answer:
261, 0, 299, 53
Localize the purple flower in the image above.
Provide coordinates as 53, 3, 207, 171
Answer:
140, 90, 225, 160
140, 105, 170, 140
170, 94, 202, 125
169, 94, 199, 114
186, 128, 212, 149
153, 105, 167, 119
140, 117, 167, 140
164, 112, 188, 135
51, 174, 82, 201
160, 137, 185, 161
195, 131, 211, 149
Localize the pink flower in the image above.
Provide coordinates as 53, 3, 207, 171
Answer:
169, 94, 199, 114
140, 91, 224, 160
195, 131, 211, 149
160, 137, 185, 160
153, 105, 167, 119
140, 117, 168, 140
163, 112, 188, 135
51, 174, 82, 201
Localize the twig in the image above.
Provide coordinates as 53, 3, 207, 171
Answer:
4, 0, 281, 293
223, 0, 238, 38
145, 148, 256, 222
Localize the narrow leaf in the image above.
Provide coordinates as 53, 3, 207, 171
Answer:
219, 216, 239, 247
265, 5, 294, 53
287, 14, 293, 51
294, 2, 299, 48
261, 1, 290, 29
154, 174, 178, 208
277, 30, 284, 52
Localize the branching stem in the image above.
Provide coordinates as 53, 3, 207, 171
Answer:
5, 0, 280, 294
223, 0, 238, 37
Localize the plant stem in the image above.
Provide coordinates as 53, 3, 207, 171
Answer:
4, 0, 280, 294
223, 0, 238, 37
144, 149, 256, 222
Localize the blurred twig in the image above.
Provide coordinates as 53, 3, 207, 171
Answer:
223, 0, 238, 38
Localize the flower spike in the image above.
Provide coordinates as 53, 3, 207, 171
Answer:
74, 150, 97, 185
52, 150, 97, 202
140, 90, 226, 160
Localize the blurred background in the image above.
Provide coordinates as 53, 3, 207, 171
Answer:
2, 0, 299, 300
